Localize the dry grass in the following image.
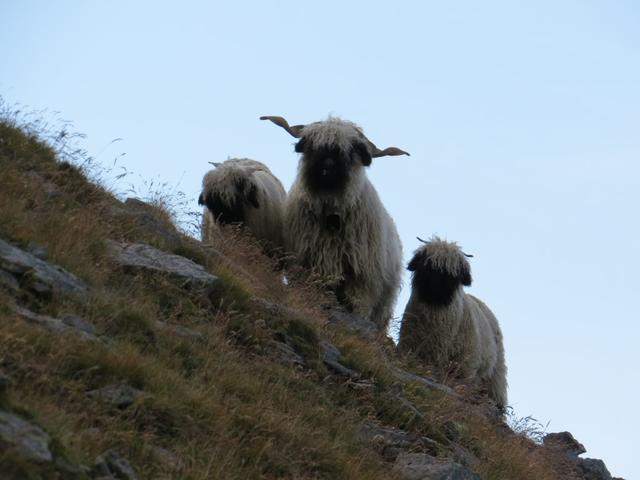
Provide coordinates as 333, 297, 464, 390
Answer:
0, 102, 574, 479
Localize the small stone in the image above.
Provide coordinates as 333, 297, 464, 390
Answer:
328, 309, 378, 338
87, 384, 142, 409
25, 241, 48, 260
154, 321, 204, 342
320, 341, 360, 378
390, 366, 460, 398
61, 313, 97, 336
0, 410, 52, 463
92, 450, 138, 480
358, 421, 440, 462
271, 340, 305, 366
393, 452, 481, 480
0, 269, 19, 292
14, 306, 99, 341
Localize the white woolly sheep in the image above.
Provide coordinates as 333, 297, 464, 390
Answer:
261, 115, 408, 332
198, 158, 287, 251
398, 237, 507, 408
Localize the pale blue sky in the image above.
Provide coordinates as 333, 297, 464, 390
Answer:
2, 2, 639, 478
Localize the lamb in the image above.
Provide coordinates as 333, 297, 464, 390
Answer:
398, 237, 507, 408
198, 158, 287, 251
261, 115, 407, 332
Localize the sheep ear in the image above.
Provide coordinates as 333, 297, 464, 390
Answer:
198, 193, 205, 206
246, 185, 259, 209
294, 138, 307, 153
407, 254, 422, 272
260, 115, 305, 138
355, 143, 372, 166
460, 270, 472, 287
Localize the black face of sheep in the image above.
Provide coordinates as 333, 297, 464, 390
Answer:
198, 178, 259, 225
408, 250, 472, 307
295, 139, 372, 194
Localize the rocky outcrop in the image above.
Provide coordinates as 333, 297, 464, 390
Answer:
14, 306, 100, 341
107, 240, 220, 295
0, 238, 88, 299
543, 431, 622, 480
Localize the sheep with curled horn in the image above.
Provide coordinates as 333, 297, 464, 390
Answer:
261, 115, 408, 332
198, 158, 287, 252
398, 236, 508, 409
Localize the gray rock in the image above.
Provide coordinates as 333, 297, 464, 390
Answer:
87, 384, 142, 409
271, 340, 305, 366
0, 239, 88, 299
543, 431, 586, 458
358, 421, 440, 462
0, 410, 52, 463
393, 453, 481, 480
92, 450, 138, 480
154, 321, 204, 343
107, 241, 219, 293
320, 341, 360, 378
449, 443, 481, 470
26, 241, 48, 260
14, 306, 99, 341
251, 297, 302, 321
576, 458, 613, 480
328, 309, 378, 338
391, 366, 460, 398
0, 269, 20, 292
143, 444, 185, 472
61, 313, 97, 336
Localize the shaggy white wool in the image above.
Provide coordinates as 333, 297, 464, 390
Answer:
399, 239, 508, 408
200, 158, 286, 250
300, 117, 369, 154
284, 118, 403, 331
201, 158, 269, 204
413, 236, 471, 278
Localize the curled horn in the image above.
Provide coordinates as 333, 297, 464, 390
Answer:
372, 146, 410, 158
208, 161, 222, 168
260, 116, 305, 138
463, 252, 474, 258
364, 137, 409, 158
416, 236, 428, 244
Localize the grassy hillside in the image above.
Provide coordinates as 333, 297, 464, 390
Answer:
0, 108, 579, 479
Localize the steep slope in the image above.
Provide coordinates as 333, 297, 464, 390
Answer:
0, 112, 617, 479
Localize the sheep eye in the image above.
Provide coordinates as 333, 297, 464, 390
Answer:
294, 139, 307, 153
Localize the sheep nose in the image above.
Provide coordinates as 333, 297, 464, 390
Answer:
324, 158, 334, 168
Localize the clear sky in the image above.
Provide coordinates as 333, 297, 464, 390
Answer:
2, 1, 639, 477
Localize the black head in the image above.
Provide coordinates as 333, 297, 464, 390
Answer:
198, 177, 259, 225
295, 138, 371, 194
408, 251, 472, 306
